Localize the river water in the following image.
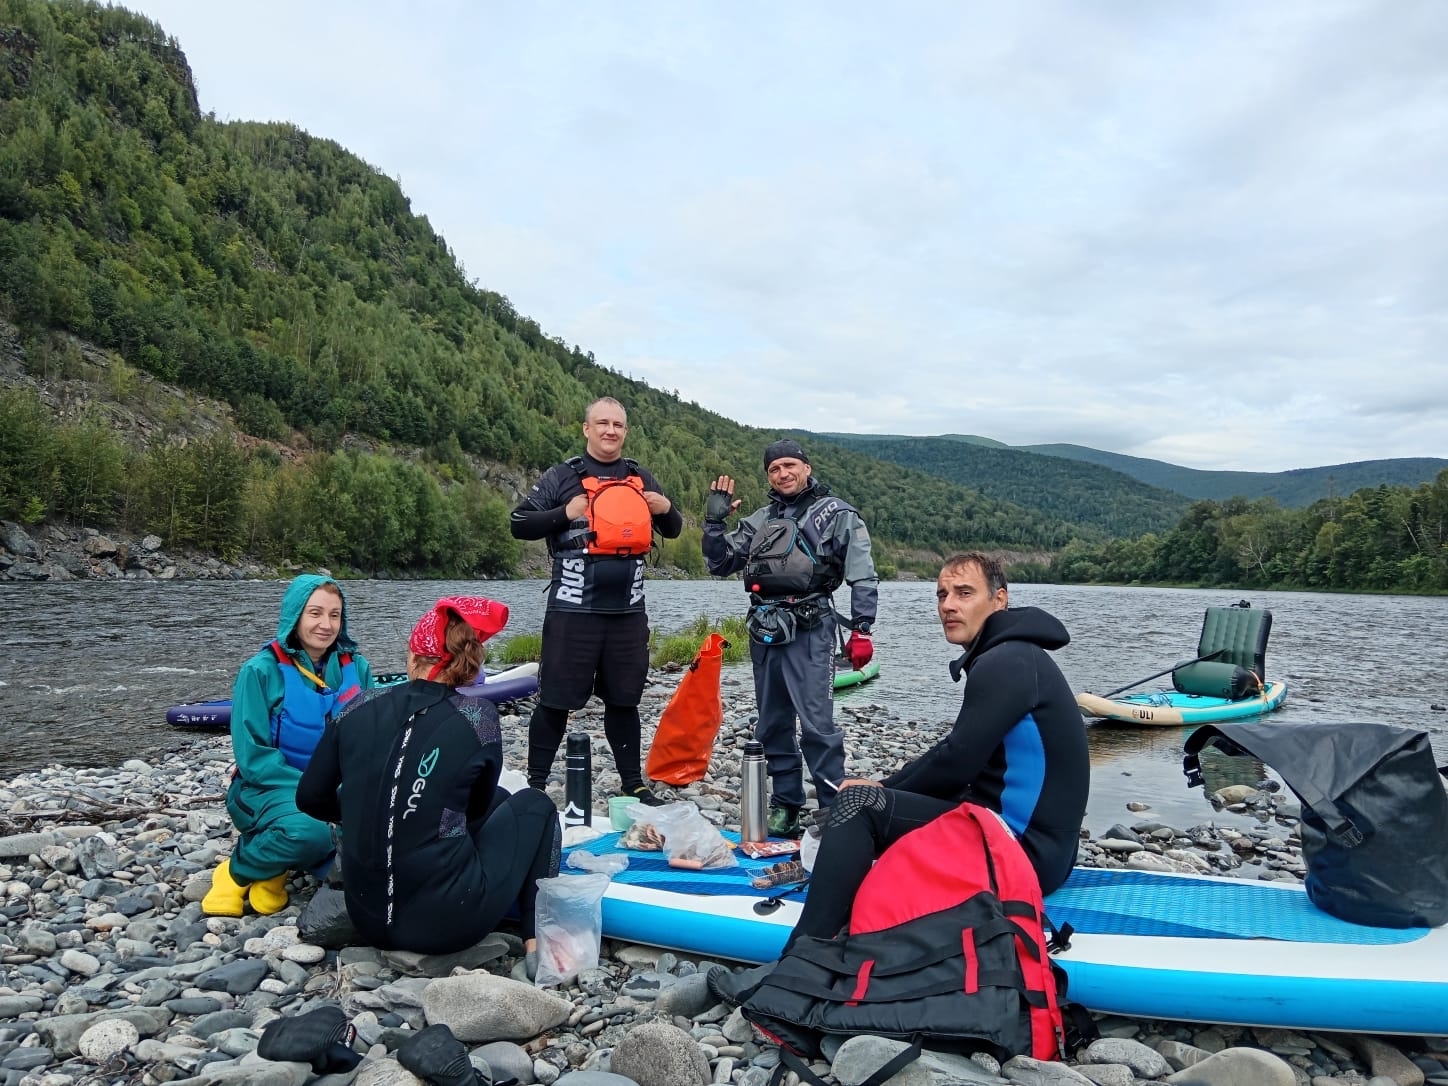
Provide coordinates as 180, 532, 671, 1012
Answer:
2, 579, 1445, 835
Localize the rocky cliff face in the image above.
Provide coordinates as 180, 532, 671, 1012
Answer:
0, 520, 279, 583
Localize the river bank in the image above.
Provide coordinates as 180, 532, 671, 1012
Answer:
0, 520, 280, 584
2, 677, 1446, 1086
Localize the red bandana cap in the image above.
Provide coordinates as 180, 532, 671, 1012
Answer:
409, 596, 509, 677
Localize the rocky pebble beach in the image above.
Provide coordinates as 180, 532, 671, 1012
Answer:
3, 669, 1447, 1086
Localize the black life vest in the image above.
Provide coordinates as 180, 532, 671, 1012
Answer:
744, 491, 837, 599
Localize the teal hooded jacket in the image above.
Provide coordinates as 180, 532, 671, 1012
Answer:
229, 574, 373, 795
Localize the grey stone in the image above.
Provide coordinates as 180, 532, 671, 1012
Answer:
421, 974, 571, 1042
34, 1006, 173, 1057
1353, 1037, 1426, 1086
191, 1009, 255, 1038
654, 971, 715, 1019
74, 834, 120, 879
78, 1017, 140, 1061
353, 1059, 427, 1085
609, 1019, 710, 1086
196, 957, 270, 995
59, 948, 101, 976
999, 1055, 1097, 1085
380, 932, 511, 977
0, 831, 63, 859
472, 1041, 534, 1084
0, 995, 44, 1018
1084, 1037, 1172, 1078
1157, 1040, 1211, 1071
553, 1074, 642, 1085
0, 522, 37, 557
15, 927, 56, 955
163, 1054, 313, 1086
166, 997, 225, 1015
1076, 1065, 1135, 1086
1165, 1046, 1297, 1086
133, 1038, 212, 1070
83, 534, 119, 557
831, 1035, 1004, 1085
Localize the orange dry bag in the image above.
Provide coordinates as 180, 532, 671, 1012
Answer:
645, 633, 727, 786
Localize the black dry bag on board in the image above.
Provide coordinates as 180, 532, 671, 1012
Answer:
1183, 721, 1448, 928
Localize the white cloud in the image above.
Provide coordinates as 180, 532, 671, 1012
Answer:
135, 0, 1448, 471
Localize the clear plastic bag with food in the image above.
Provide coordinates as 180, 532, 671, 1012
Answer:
533, 872, 610, 988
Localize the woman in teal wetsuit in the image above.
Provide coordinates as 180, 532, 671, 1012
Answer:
202, 573, 373, 917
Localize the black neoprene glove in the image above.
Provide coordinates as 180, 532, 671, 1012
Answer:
705, 489, 733, 523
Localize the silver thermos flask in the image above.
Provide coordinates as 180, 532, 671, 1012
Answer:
741, 739, 768, 842
564, 733, 592, 828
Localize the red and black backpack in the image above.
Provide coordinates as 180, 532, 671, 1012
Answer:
741, 802, 1093, 1085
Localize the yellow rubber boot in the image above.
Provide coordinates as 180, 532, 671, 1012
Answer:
200, 859, 246, 918
247, 872, 290, 915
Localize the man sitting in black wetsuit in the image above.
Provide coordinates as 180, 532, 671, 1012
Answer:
711, 551, 1089, 1001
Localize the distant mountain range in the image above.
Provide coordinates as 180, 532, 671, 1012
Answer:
813, 432, 1448, 529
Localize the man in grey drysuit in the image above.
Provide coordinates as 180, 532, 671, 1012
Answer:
702, 439, 878, 837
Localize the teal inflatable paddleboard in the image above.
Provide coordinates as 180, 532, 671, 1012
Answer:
1076, 679, 1287, 726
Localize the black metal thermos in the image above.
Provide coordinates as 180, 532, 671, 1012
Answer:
741, 739, 767, 842
564, 732, 592, 827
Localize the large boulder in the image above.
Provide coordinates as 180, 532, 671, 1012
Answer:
608, 1020, 710, 1086
0, 521, 38, 556
421, 973, 570, 1043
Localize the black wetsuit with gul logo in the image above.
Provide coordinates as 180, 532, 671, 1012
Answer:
509, 453, 684, 614
296, 680, 560, 954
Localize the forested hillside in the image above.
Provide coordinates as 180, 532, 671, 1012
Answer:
0, 0, 1090, 576
812, 433, 1191, 537
861, 434, 1447, 509
1049, 474, 1448, 593
1013, 444, 1447, 507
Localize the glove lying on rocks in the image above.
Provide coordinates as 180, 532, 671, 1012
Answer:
397, 1023, 514, 1086
844, 631, 873, 670
256, 1004, 360, 1074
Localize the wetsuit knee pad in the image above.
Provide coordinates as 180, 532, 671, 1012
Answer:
826, 785, 888, 828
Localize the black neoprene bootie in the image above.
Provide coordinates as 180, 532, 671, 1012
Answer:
397, 1023, 499, 1086
256, 1004, 360, 1072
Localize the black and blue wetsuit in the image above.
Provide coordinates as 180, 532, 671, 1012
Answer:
880, 606, 1088, 891
785, 606, 1088, 949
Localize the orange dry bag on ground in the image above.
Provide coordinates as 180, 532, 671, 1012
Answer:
646, 633, 727, 786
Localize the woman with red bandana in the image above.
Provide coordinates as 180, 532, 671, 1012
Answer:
297, 596, 560, 956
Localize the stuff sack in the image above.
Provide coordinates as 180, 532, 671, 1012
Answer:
741, 803, 1087, 1079
646, 633, 727, 785
571, 458, 653, 556
745, 516, 819, 597
1184, 721, 1448, 928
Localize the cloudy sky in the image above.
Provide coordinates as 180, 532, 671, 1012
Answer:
132, 1, 1446, 472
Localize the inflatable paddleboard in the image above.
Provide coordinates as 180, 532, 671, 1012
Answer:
832, 658, 880, 690
565, 831, 1447, 1036
1076, 680, 1287, 727
164, 662, 540, 727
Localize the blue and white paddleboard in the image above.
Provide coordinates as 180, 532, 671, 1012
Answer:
566, 831, 1447, 1037
163, 663, 540, 727
1076, 680, 1288, 727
